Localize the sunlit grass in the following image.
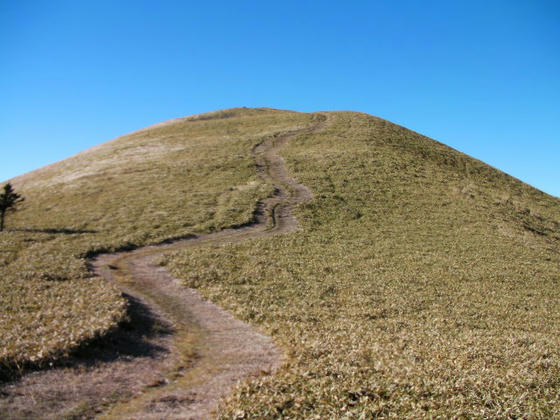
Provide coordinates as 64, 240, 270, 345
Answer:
2, 107, 559, 417
0, 108, 314, 376
163, 111, 560, 418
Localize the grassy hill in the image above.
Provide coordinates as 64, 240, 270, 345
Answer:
0, 108, 313, 374
2, 108, 559, 417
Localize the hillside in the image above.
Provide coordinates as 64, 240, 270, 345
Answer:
1, 108, 559, 418
0, 108, 313, 373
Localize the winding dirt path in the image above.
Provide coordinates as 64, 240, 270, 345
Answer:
0, 113, 328, 419
94, 113, 327, 419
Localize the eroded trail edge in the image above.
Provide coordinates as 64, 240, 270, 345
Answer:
90, 114, 328, 419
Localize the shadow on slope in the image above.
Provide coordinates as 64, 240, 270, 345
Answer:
0, 293, 173, 384
7, 228, 98, 235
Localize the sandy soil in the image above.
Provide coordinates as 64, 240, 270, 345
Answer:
0, 114, 328, 419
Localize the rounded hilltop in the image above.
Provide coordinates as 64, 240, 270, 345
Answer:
1, 108, 559, 418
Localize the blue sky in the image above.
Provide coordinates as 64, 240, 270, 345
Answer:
1, 1, 559, 196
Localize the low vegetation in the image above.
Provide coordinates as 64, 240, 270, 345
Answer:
0, 108, 314, 377
2, 108, 559, 417
162, 111, 560, 418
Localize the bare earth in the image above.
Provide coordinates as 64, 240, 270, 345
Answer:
0, 114, 328, 419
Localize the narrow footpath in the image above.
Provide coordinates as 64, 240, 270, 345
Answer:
0, 113, 328, 420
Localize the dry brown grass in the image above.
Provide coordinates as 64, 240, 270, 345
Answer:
163, 111, 560, 418
2, 107, 559, 418
0, 108, 314, 377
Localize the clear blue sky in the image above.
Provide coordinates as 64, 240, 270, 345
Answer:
1, 1, 559, 196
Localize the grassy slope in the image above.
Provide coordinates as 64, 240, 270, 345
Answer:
163, 111, 560, 418
0, 108, 314, 374
2, 108, 559, 417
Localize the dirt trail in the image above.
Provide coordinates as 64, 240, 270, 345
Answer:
0, 113, 328, 419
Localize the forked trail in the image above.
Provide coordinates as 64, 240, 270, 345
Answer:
90, 113, 329, 419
